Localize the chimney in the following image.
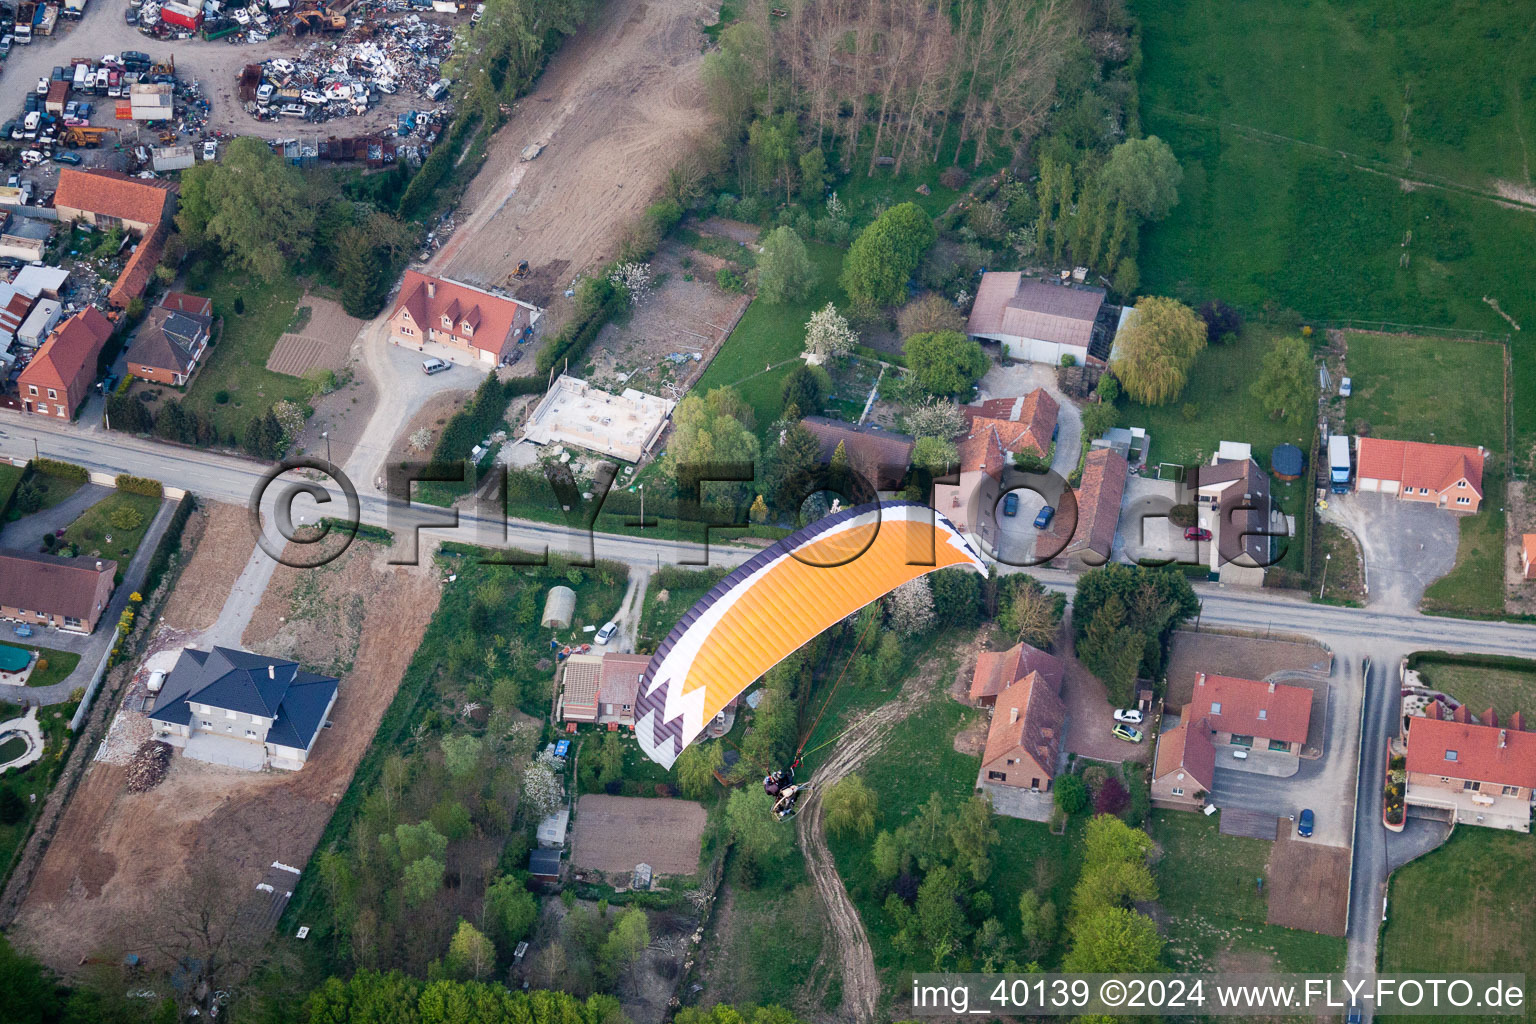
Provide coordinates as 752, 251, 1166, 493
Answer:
268, 664, 275, 680
1499, 729, 1507, 749
1267, 681, 1276, 694
95, 560, 103, 570
1010, 707, 1019, 724
1196, 672, 1206, 688
426, 280, 436, 299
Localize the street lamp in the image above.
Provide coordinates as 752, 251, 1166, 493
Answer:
1318, 553, 1331, 600
321, 431, 331, 464
638, 483, 644, 531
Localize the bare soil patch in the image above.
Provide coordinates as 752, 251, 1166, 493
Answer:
159, 502, 255, 633
570, 794, 705, 877
432, 0, 715, 302
1506, 480, 1536, 615
1265, 834, 1350, 937
383, 388, 472, 470
10, 542, 442, 972
952, 715, 988, 756
1165, 631, 1333, 710
266, 296, 367, 378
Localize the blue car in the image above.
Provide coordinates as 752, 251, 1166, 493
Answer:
1033, 505, 1055, 529
1002, 492, 1019, 517
1297, 808, 1314, 837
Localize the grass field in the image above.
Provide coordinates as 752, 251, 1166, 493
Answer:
0, 464, 23, 516
180, 268, 311, 443
691, 242, 850, 439
1412, 655, 1536, 721
1134, 0, 1536, 464
1421, 463, 1507, 618
1151, 812, 1345, 973
60, 492, 162, 569
1343, 333, 1505, 448
1380, 829, 1535, 1023
0, 641, 81, 690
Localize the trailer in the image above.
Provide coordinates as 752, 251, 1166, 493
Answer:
63, 0, 88, 19
35, 4, 56, 35
14, 1, 35, 41
159, 0, 203, 29
1328, 435, 1351, 494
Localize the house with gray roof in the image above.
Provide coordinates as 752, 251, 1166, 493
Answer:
967, 273, 1123, 367
147, 647, 339, 771
126, 296, 213, 387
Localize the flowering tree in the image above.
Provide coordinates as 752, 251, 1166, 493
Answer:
804, 302, 857, 361
609, 262, 653, 305
521, 750, 563, 819
272, 400, 306, 447
904, 397, 967, 440
887, 578, 936, 635
408, 427, 433, 452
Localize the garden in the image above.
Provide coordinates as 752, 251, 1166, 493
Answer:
57, 491, 163, 572
0, 641, 81, 689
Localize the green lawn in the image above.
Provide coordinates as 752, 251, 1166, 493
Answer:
3, 467, 85, 523
1343, 333, 1505, 448
1380, 829, 1535, 1024
1133, 0, 1536, 462
0, 464, 23, 516
1411, 654, 1536, 721
1150, 811, 1345, 974
692, 242, 850, 440
1421, 464, 1507, 618
180, 268, 310, 444
60, 492, 162, 569
638, 566, 730, 650
0, 642, 81, 689
0, 699, 78, 886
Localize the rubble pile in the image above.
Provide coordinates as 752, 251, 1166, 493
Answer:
125, 740, 173, 792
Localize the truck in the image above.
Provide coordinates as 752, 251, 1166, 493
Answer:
63, 0, 88, 19
14, 1, 34, 41
1328, 434, 1351, 493
35, 4, 56, 36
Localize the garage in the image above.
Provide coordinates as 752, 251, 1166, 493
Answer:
1356, 477, 1399, 494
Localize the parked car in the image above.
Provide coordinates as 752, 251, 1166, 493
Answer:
1112, 723, 1144, 743
122, 50, 151, 65
595, 620, 619, 645
1033, 504, 1055, 529
256, 82, 274, 103
1184, 526, 1212, 541
1113, 708, 1144, 724
36, 78, 49, 95
1297, 808, 1314, 837
51, 66, 66, 81
421, 357, 451, 375
5, 173, 17, 188
125, 6, 137, 22
1002, 492, 1019, 517
203, 139, 217, 161
279, 103, 308, 118
19, 150, 46, 167
268, 58, 295, 76
1339, 377, 1352, 398
1346, 1006, 1363, 1024
51, 151, 81, 165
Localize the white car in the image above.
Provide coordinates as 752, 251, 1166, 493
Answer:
268, 58, 295, 76
20, 150, 46, 167
1113, 708, 1144, 724
301, 90, 325, 105
36, 78, 49, 94
1339, 377, 1352, 398
203, 139, 217, 161
256, 82, 274, 103
595, 620, 619, 645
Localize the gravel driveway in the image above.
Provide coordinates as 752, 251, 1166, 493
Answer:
1320, 492, 1460, 611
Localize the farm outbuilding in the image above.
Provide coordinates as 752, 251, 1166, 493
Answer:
541, 586, 576, 629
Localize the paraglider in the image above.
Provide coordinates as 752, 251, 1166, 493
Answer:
634, 500, 987, 769
763, 766, 794, 796
772, 784, 808, 821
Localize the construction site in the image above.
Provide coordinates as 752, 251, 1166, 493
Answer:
520, 374, 676, 463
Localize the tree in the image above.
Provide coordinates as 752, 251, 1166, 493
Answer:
724, 788, 793, 868
897, 293, 965, 339
904, 330, 988, 398
1099, 136, 1183, 221
914, 864, 969, 953
755, 227, 817, 305
798, 148, 827, 202
675, 743, 723, 798
483, 876, 539, 952
445, 920, 496, 981
1063, 906, 1164, 972
1111, 297, 1207, 406
763, 422, 824, 516
597, 907, 650, 984
1017, 890, 1057, 961
1071, 857, 1157, 922
402, 856, 444, 907
1080, 401, 1117, 441
1054, 775, 1088, 815
887, 577, 936, 634
1094, 776, 1130, 816
175, 137, 316, 281
841, 203, 937, 309
998, 576, 1061, 648
440, 734, 482, 779
911, 436, 958, 477
823, 775, 877, 839
1096, 373, 1121, 404
596, 731, 624, 786
803, 303, 858, 360
1073, 564, 1199, 678
1250, 335, 1315, 422
521, 751, 564, 820
904, 398, 967, 441
781, 364, 831, 416
949, 796, 1000, 884
0, 787, 25, 825
1083, 813, 1155, 868
1075, 595, 1144, 706
662, 388, 761, 514
1198, 299, 1243, 344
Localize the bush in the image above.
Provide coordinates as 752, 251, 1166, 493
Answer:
33, 458, 88, 482
115, 474, 163, 498
433, 373, 546, 463
1054, 775, 1089, 816
214, 390, 231, 404
716, 268, 745, 292
1060, 353, 1077, 367
1168, 504, 1197, 528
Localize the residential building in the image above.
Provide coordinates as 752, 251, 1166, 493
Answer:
17, 308, 115, 419
0, 213, 52, 262
969, 641, 1064, 707
1404, 706, 1536, 832
559, 653, 603, 723
1150, 717, 1216, 809
52, 168, 176, 236
126, 294, 213, 386
387, 270, 538, 365
598, 652, 648, 727
147, 647, 339, 771
967, 273, 1121, 366
799, 416, 915, 491
521, 375, 674, 462
1523, 534, 1536, 581
0, 549, 117, 633
1186, 672, 1311, 754
977, 670, 1066, 792
1044, 446, 1128, 567
933, 389, 1059, 543
1190, 444, 1277, 585
1355, 437, 1485, 512
107, 225, 166, 310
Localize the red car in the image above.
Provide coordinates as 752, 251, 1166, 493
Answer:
1184, 526, 1212, 541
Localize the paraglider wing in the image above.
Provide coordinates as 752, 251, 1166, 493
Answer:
635, 501, 987, 768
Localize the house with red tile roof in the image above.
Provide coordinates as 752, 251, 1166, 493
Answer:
52, 168, 176, 237
798, 416, 915, 491
1151, 717, 1216, 810
1354, 437, 1485, 513
1523, 534, 1536, 581
969, 641, 1065, 707
966, 273, 1120, 366
126, 294, 213, 386
1187, 672, 1312, 754
16, 308, 115, 420
558, 653, 602, 723
1405, 707, 1536, 832
598, 653, 649, 727
107, 225, 166, 311
387, 270, 538, 366
977, 670, 1066, 792
1044, 446, 1128, 567
932, 388, 1059, 543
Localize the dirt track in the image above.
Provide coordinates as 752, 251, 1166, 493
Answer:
432, 0, 716, 303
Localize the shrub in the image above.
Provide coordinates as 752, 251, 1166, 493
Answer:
214, 390, 231, 404
938, 166, 968, 190
1168, 504, 1197, 528
33, 458, 88, 482
115, 474, 163, 498
1053, 775, 1089, 816
716, 268, 745, 292
1060, 353, 1077, 367
109, 505, 144, 531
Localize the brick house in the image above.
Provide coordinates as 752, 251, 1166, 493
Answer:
0, 549, 117, 633
1190, 447, 1275, 586
969, 641, 1064, 707
1405, 706, 1536, 832
933, 389, 1059, 544
598, 653, 648, 727
387, 271, 537, 365
52, 168, 176, 237
17, 307, 115, 419
977, 670, 1066, 792
1186, 672, 1311, 754
1044, 446, 1128, 568
1355, 437, 1485, 512
106, 225, 167, 311
1150, 717, 1216, 810
126, 293, 213, 386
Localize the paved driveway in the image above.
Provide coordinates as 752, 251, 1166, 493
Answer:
1320, 493, 1459, 611
1113, 474, 1187, 567
0, 483, 113, 550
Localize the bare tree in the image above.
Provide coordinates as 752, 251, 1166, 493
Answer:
155, 857, 271, 1015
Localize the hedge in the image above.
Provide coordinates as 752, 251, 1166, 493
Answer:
431, 373, 546, 463
535, 273, 627, 376
115, 474, 163, 498
33, 457, 88, 482
141, 494, 197, 598
853, 344, 906, 368
321, 518, 395, 545
1406, 652, 1536, 674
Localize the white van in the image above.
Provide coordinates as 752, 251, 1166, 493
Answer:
421, 357, 450, 375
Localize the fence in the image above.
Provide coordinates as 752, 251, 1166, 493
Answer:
66, 642, 114, 731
